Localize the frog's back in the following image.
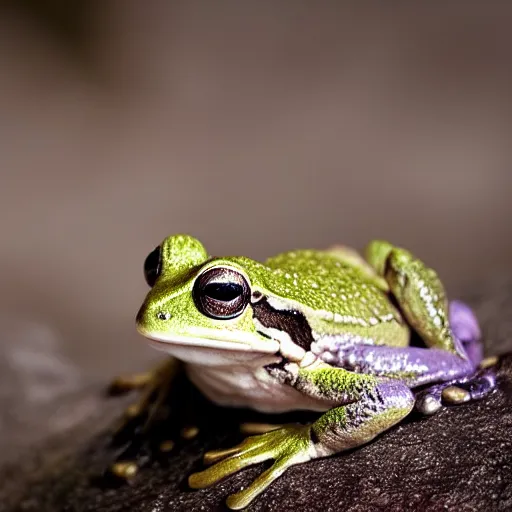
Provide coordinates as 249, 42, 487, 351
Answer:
261, 249, 409, 347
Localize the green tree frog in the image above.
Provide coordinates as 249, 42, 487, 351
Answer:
112, 234, 495, 510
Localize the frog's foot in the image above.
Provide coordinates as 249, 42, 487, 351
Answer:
189, 424, 313, 510
109, 358, 178, 439
107, 358, 181, 479
415, 367, 496, 415
413, 301, 495, 415
366, 241, 481, 359
239, 422, 283, 435
108, 371, 154, 395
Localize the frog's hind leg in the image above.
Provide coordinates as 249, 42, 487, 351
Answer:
324, 295, 496, 414
325, 245, 389, 291
414, 367, 496, 414
107, 357, 182, 479
415, 299, 492, 412
365, 240, 463, 356
364, 241, 497, 407
329, 343, 496, 413
330, 344, 474, 389
419, 299, 495, 412
109, 358, 180, 433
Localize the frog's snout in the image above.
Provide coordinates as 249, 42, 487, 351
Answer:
135, 304, 146, 327
135, 302, 171, 336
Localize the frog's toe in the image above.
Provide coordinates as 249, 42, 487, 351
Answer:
203, 445, 250, 465
189, 425, 312, 508
415, 367, 497, 414
225, 457, 294, 510
189, 436, 272, 488
443, 369, 496, 404
415, 392, 442, 415
109, 460, 140, 479
239, 422, 283, 435
108, 372, 153, 395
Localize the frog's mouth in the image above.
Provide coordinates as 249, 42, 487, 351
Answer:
138, 329, 280, 366
145, 333, 276, 352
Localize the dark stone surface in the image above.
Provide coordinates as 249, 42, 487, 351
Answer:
1, 275, 512, 512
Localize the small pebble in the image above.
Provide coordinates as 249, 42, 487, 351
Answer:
159, 440, 175, 452
416, 394, 442, 415
125, 404, 142, 417
480, 356, 499, 369
181, 426, 200, 440
442, 386, 471, 404
111, 461, 138, 479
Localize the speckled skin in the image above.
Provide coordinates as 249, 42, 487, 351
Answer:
137, 243, 405, 352
134, 235, 494, 510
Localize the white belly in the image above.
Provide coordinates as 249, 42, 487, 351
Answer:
186, 363, 329, 414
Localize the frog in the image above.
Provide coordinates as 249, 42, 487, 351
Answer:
111, 234, 496, 510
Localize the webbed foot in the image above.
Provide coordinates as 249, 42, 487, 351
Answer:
107, 358, 184, 479
415, 367, 496, 415
189, 424, 313, 510
415, 301, 497, 415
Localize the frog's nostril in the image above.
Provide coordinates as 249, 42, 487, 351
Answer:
157, 311, 171, 321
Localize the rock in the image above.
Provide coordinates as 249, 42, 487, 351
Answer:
1, 276, 512, 512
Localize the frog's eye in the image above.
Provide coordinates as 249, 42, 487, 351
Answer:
144, 246, 161, 287
193, 267, 250, 319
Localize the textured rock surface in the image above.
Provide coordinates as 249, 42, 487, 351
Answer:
1, 275, 512, 512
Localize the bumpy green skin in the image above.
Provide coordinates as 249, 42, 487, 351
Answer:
261, 248, 410, 345
136, 235, 470, 510
366, 240, 459, 355
138, 235, 411, 348
137, 235, 268, 349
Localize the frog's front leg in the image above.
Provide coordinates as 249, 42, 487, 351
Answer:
189, 367, 414, 510
363, 241, 495, 411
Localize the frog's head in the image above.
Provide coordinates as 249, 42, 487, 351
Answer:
136, 235, 280, 366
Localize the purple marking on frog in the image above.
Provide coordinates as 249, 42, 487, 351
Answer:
315, 300, 483, 375
416, 367, 496, 402
313, 299, 496, 412
374, 379, 415, 413
331, 345, 473, 387
315, 301, 490, 389
449, 300, 483, 367
449, 300, 481, 342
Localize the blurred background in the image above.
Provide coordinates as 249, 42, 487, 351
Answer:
0, 1, 511, 400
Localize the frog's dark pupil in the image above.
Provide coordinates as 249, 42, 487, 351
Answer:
193, 267, 249, 319
144, 246, 161, 287
204, 282, 243, 302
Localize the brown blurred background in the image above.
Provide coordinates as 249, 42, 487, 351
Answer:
0, 1, 511, 387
